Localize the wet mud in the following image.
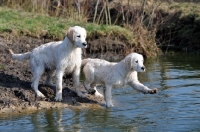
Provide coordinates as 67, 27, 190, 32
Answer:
0, 36, 104, 115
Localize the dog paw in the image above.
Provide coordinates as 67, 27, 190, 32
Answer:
55, 93, 62, 101
95, 92, 103, 98
88, 89, 96, 95
148, 88, 158, 94
36, 91, 45, 98
106, 104, 114, 107
106, 102, 114, 107
77, 91, 85, 98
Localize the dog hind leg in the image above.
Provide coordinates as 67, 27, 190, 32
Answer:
90, 83, 103, 97
93, 86, 103, 97
83, 66, 96, 95
83, 81, 96, 95
31, 66, 45, 98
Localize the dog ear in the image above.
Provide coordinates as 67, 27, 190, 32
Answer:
125, 56, 133, 70
66, 27, 74, 43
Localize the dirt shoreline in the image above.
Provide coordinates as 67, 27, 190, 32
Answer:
0, 36, 105, 115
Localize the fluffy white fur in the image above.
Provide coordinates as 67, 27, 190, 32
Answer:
82, 53, 158, 107
9, 26, 87, 101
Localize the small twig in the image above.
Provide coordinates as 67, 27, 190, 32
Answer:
141, 0, 147, 23
74, 0, 81, 20
93, 0, 100, 23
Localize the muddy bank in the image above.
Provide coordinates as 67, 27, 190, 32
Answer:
0, 36, 106, 115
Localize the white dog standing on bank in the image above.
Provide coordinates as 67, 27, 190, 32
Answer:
82, 53, 158, 107
8, 26, 87, 101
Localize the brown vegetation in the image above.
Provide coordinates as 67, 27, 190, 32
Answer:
1, 0, 200, 55
0, 0, 163, 57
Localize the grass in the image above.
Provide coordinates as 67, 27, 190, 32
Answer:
0, 65, 6, 71
0, 7, 81, 39
166, 2, 200, 17
1, 0, 200, 56
0, 6, 135, 42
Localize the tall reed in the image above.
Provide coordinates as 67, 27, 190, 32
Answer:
0, 0, 164, 56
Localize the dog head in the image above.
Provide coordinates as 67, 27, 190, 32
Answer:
66, 26, 87, 48
125, 53, 145, 72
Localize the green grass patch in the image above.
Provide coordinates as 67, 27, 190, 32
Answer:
0, 65, 6, 70
169, 2, 200, 18
0, 6, 135, 42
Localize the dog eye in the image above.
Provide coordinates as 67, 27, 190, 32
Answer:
77, 35, 81, 38
135, 60, 138, 63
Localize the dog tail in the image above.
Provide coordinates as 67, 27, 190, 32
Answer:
10, 50, 31, 61
81, 58, 91, 66
0, 43, 31, 61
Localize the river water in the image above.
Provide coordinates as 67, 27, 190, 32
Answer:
0, 53, 200, 132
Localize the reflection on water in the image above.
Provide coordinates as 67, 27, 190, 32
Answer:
0, 53, 200, 131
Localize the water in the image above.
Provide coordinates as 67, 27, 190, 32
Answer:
1, 53, 200, 132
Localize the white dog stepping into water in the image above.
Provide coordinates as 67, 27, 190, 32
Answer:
82, 52, 158, 107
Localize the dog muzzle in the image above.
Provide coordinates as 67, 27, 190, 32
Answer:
141, 66, 145, 71
82, 42, 87, 48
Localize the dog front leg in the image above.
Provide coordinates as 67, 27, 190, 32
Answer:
73, 69, 84, 97
105, 85, 113, 107
55, 70, 64, 101
130, 81, 158, 94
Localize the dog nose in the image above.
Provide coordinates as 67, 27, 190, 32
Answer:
141, 66, 145, 71
82, 42, 87, 47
